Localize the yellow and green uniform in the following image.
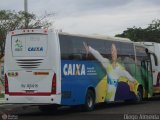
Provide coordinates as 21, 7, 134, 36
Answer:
89, 46, 139, 101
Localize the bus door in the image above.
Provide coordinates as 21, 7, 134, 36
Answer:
141, 59, 153, 97
150, 53, 160, 94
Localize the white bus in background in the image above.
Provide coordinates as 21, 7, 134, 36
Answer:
1, 63, 4, 81
138, 42, 160, 95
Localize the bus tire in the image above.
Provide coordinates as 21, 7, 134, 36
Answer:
136, 86, 143, 102
83, 89, 95, 111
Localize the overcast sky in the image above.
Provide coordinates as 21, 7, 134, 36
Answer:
0, 0, 160, 36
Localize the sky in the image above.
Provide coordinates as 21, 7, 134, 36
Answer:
0, 0, 160, 36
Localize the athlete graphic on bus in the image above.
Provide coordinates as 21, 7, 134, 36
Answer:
83, 42, 138, 101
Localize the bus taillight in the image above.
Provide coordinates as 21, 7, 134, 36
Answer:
5, 74, 9, 94
10, 31, 16, 35
22, 29, 34, 33
44, 29, 48, 33
51, 73, 56, 94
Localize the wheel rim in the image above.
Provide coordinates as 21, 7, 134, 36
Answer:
87, 94, 93, 108
137, 91, 142, 102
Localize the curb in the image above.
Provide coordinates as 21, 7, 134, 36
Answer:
0, 98, 5, 104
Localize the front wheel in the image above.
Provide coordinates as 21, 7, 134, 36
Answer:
136, 87, 143, 102
83, 90, 95, 111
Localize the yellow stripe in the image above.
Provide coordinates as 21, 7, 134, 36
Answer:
95, 77, 107, 103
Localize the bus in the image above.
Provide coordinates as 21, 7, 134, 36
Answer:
137, 42, 160, 95
4, 29, 152, 111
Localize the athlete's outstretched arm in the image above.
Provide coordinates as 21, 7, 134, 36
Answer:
83, 42, 110, 69
117, 68, 136, 82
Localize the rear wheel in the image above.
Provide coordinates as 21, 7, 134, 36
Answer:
136, 87, 143, 102
83, 89, 95, 111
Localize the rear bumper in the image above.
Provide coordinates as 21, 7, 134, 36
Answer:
5, 94, 61, 104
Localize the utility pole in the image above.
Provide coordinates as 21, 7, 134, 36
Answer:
24, 0, 28, 28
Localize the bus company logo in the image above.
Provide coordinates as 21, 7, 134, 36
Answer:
1, 113, 8, 120
28, 47, 43, 51
15, 39, 23, 51
63, 64, 85, 76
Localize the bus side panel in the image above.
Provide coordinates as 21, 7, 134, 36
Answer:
61, 60, 106, 105
60, 60, 138, 105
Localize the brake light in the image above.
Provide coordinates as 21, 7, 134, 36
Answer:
51, 73, 56, 94
44, 29, 48, 33
5, 74, 9, 94
22, 29, 35, 33
11, 31, 16, 35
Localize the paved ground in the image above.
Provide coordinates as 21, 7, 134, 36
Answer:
0, 96, 160, 120
0, 98, 4, 104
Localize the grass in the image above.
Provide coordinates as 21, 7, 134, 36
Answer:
0, 93, 4, 98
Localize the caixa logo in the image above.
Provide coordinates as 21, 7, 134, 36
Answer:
28, 47, 43, 51
63, 64, 86, 76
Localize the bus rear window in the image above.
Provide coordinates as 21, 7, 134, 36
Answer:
12, 34, 48, 57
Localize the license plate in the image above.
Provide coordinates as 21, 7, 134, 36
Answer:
21, 84, 38, 89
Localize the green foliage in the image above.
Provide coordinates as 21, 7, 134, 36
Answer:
115, 19, 160, 42
0, 10, 53, 59
0, 93, 4, 98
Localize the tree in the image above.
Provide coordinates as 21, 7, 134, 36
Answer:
0, 10, 54, 59
115, 19, 160, 42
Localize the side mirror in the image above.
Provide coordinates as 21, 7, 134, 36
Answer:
145, 48, 149, 54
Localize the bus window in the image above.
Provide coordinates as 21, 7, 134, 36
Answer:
12, 34, 48, 57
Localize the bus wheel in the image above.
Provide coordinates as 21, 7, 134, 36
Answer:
136, 87, 143, 102
83, 89, 95, 111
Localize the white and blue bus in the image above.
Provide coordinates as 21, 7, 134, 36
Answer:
4, 29, 152, 111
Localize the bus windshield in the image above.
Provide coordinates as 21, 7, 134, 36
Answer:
12, 34, 48, 57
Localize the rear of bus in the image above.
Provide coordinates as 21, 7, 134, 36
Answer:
4, 29, 61, 104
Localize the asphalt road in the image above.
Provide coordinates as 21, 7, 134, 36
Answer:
0, 96, 160, 120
